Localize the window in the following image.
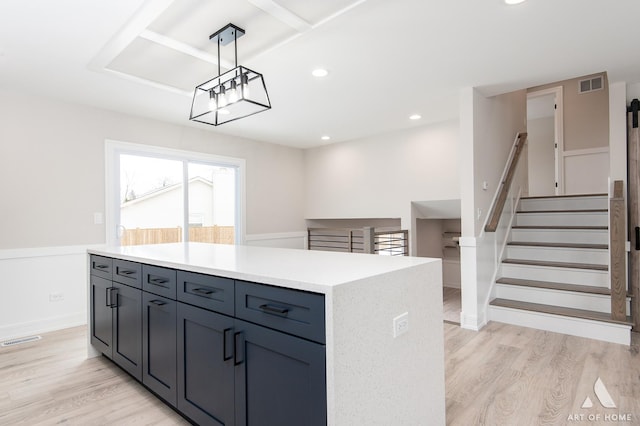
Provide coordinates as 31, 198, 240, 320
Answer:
106, 141, 245, 246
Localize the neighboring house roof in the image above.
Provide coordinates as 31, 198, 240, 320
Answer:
121, 176, 212, 208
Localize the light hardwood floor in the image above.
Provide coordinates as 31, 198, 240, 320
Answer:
1, 324, 638, 425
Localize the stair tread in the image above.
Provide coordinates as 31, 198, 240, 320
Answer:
516, 209, 608, 214
495, 277, 610, 295
507, 241, 608, 250
512, 225, 607, 230
502, 258, 608, 271
520, 193, 608, 200
490, 298, 633, 326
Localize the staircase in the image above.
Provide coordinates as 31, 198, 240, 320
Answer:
488, 193, 633, 345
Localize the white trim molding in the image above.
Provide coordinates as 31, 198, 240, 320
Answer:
244, 231, 307, 249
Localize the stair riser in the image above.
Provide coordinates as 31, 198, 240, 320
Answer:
519, 197, 608, 211
505, 246, 609, 264
510, 228, 608, 245
500, 264, 608, 287
488, 306, 630, 345
515, 212, 607, 227
494, 284, 630, 314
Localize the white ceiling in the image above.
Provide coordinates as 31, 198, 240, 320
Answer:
1, 0, 640, 149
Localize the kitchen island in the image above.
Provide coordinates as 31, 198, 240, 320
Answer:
87, 242, 445, 425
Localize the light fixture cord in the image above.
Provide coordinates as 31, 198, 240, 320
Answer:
234, 28, 238, 68
217, 33, 221, 77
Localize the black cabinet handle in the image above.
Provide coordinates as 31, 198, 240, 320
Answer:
107, 287, 118, 308
95, 264, 108, 270
636, 227, 639, 250
223, 328, 233, 361
259, 304, 289, 316
234, 332, 245, 366
149, 277, 169, 285
150, 300, 166, 306
193, 287, 215, 296
119, 270, 136, 276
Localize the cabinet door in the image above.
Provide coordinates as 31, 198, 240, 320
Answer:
234, 319, 326, 426
112, 283, 142, 381
143, 292, 177, 407
90, 275, 113, 358
177, 304, 235, 426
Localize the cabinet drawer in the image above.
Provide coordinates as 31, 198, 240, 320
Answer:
177, 271, 234, 316
235, 281, 325, 344
113, 259, 142, 288
90, 255, 113, 279
142, 265, 177, 300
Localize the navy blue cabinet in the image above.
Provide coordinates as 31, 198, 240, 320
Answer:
89, 255, 142, 381
90, 255, 327, 426
142, 292, 177, 407
234, 319, 326, 426
90, 275, 113, 357
111, 282, 142, 380
177, 303, 235, 426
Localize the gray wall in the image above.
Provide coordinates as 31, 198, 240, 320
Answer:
0, 88, 306, 249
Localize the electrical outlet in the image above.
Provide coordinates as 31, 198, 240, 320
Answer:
393, 312, 409, 338
49, 292, 64, 302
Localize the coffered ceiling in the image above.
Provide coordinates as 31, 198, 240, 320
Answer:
2, 0, 640, 148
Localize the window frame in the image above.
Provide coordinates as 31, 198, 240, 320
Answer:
105, 140, 246, 246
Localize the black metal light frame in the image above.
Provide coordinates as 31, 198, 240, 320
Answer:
189, 23, 271, 126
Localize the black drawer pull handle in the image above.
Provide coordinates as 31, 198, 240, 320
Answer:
223, 328, 233, 361
149, 278, 169, 285
259, 304, 289, 316
119, 270, 136, 275
95, 264, 109, 270
234, 332, 245, 366
193, 288, 215, 295
150, 300, 167, 306
636, 227, 639, 250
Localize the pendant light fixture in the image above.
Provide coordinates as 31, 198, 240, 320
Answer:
189, 23, 271, 126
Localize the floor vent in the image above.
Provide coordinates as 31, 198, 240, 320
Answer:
1, 335, 42, 347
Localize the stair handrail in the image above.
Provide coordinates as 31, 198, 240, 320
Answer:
485, 132, 528, 232
609, 180, 627, 321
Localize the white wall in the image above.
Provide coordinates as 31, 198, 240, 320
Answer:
0, 88, 306, 340
304, 120, 460, 254
459, 88, 527, 330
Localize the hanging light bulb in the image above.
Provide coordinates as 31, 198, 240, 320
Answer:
217, 85, 227, 108
228, 80, 239, 103
241, 73, 250, 99
208, 89, 217, 111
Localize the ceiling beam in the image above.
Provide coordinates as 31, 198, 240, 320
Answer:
139, 30, 235, 70
247, 0, 312, 32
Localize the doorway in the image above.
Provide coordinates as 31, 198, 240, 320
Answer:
527, 86, 564, 196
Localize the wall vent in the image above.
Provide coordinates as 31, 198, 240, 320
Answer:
579, 75, 604, 94
1, 335, 42, 347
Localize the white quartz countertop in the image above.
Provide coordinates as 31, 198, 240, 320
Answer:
89, 242, 437, 294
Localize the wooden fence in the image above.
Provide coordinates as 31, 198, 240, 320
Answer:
121, 226, 235, 246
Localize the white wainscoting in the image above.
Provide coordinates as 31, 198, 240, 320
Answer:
244, 232, 307, 249
563, 147, 609, 194
442, 259, 461, 288
0, 245, 100, 341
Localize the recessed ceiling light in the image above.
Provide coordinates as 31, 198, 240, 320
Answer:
409, 114, 422, 120
504, 0, 526, 4
321, 135, 331, 141
312, 69, 329, 78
